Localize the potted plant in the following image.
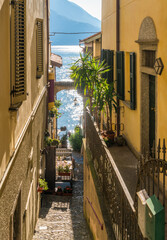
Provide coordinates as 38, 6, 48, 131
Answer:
64, 165, 70, 173
70, 50, 117, 139
38, 178, 48, 193
44, 137, 53, 146
56, 186, 63, 195
70, 50, 109, 113
52, 138, 60, 147
49, 106, 62, 118
44, 136, 60, 147
116, 135, 125, 146
63, 186, 72, 195
57, 165, 71, 176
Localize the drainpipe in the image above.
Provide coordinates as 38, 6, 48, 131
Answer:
116, 0, 120, 136
46, 0, 49, 130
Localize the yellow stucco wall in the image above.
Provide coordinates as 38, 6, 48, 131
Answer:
0, 0, 47, 179
93, 39, 101, 59
102, 0, 167, 154
0, 0, 48, 238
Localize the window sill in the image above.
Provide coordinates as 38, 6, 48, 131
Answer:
123, 100, 131, 109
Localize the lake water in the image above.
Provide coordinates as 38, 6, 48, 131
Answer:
51, 45, 83, 137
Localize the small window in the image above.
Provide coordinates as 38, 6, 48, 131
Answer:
36, 19, 44, 78
142, 50, 155, 68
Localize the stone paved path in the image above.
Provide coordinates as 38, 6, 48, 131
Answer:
32, 152, 92, 240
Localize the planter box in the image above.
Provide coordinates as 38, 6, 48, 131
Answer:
56, 192, 63, 196
58, 172, 71, 176
63, 193, 72, 196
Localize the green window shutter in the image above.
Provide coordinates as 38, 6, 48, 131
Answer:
101, 49, 108, 80
116, 51, 124, 100
107, 50, 114, 83
11, 0, 26, 105
36, 19, 44, 78
130, 52, 136, 110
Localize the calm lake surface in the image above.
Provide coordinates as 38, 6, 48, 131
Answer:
51, 45, 83, 137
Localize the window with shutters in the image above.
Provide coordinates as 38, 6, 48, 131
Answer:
125, 53, 130, 102
36, 19, 44, 78
130, 52, 136, 110
101, 49, 114, 83
11, 0, 26, 107
116, 51, 124, 100
124, 52, 136, 110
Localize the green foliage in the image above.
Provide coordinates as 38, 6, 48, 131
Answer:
69, 126, 83, 152
52, 138, 60, 147
44, 136, 60, 147
49, 106, 62, 118
70, 51, 109, 99
57, 165, 64, 173
64, 165, 70, 173
44, 137, 53, 146
39, 178, 48, 191
70, 51, 117, 131
57, 165, 70, 173
54, 99, 62, 108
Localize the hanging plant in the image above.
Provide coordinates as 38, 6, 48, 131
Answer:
49, 106, 62, 118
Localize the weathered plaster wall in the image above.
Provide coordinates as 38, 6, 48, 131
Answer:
0, 0, 48, 238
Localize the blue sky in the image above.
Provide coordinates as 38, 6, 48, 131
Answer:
69, 0, 101, 20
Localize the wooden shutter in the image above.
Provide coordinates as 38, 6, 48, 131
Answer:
36, 19, 44, 78
107, 50, 114, 83
116, 51, 124, 100
11, 0, 26, 105
101, 49, 108, 80
130, 52, 136, 110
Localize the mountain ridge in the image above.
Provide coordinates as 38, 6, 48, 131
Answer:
50, 0, 101, 45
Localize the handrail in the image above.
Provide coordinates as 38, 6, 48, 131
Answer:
86, 108, 135, 212
86, 197, 103, 230
85, 107, 144, 239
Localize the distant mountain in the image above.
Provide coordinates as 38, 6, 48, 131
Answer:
50, 0, 101, 45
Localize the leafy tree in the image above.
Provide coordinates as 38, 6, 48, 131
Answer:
69, 126, 83, 152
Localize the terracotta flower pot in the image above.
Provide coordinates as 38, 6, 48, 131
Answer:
37, 187, 44, 193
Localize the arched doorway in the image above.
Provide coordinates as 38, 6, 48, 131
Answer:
136, 17, 158, 153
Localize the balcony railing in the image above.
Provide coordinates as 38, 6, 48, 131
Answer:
85, 109, 144, 240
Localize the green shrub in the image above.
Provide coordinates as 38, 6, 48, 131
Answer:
39, 178, 48, 191
57, 165, 64, 173
64, 165, 70, 173
69, 126, 83, 152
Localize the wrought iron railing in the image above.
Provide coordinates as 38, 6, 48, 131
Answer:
85, 109, 143, 240
136, 139, 167, 237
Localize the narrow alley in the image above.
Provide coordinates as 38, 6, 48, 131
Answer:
33, 153, 92, 240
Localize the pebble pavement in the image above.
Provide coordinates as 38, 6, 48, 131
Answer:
32, 152, 92, 240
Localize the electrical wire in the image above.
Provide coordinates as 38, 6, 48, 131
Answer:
49, 31, 99, 36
